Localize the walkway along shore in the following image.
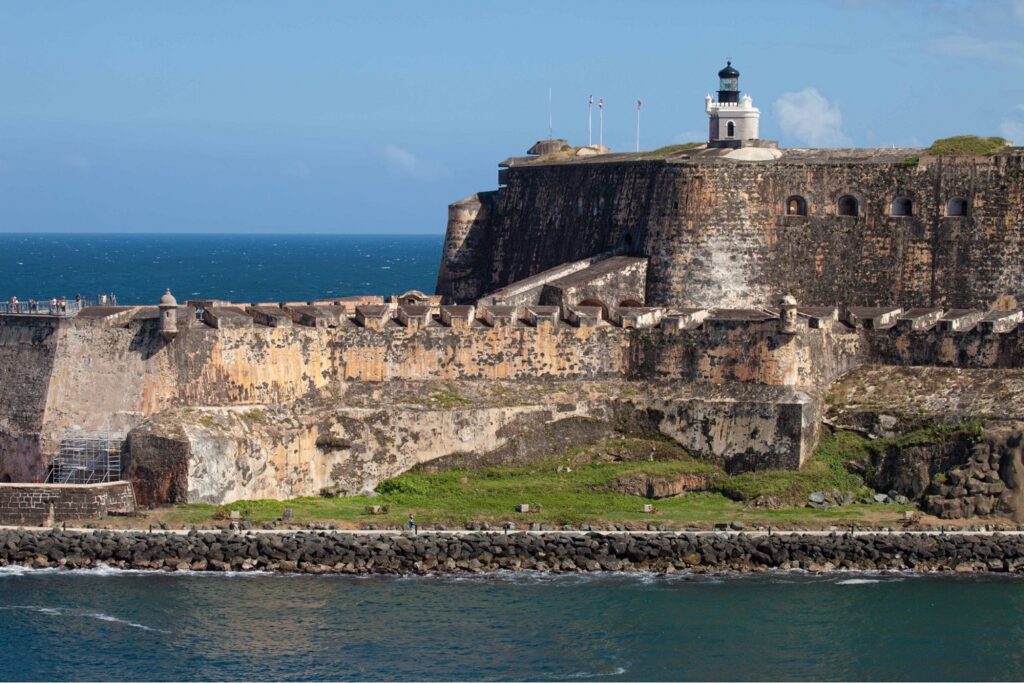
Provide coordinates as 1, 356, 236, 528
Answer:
4, 528, 1024, 574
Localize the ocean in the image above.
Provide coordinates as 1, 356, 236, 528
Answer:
0, 233, 443, 305
2, 233, 1020, 681
1, 568, 1023, 681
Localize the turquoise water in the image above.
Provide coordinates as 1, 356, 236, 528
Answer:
0, 568, 1022, 681
0, 233, 443, 305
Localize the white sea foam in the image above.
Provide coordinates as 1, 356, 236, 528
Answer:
0, 605, 167, 632
566, 666, 628, 678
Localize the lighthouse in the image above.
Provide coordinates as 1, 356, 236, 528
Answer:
705, 61, 761, 148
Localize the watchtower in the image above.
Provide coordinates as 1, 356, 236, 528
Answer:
705, 61, 761, 148
159, 289, 178, 341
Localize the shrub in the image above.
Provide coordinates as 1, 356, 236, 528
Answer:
925, 136, 1008, 156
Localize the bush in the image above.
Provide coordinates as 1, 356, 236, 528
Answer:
925, 136, 1008, 156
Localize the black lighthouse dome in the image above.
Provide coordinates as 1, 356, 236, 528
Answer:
717, 61, 740, 103
718, 61, 740, 79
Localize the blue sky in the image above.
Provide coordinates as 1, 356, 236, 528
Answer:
1, 0, 1023, 234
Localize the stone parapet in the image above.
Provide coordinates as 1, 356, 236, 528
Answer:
0, 481, 136, 526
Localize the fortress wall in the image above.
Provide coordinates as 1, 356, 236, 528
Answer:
632, 322, 864, 389
479, 162, 676, 298
866, 326, 1024, 367
442, 154, 1024, 309
42, 319, 177, 442
435, 191, 499, 302
0, 317, 63, 481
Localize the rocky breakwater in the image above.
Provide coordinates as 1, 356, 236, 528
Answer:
5, 529, 1024, 574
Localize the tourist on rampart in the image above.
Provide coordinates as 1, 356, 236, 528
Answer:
49, 298, 57, 313
408, 513, 416, 531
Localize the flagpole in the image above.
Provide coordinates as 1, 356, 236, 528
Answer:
636, 99, 642, 152
598, 98, 604, 148
588, 95, 593, 147
548, 87, 553, 140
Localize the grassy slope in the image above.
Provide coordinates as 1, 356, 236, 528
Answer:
163, 431, 966, 529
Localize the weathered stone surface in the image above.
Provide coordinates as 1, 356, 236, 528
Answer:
0, 482, 135, 525
437, 149, 1024, 310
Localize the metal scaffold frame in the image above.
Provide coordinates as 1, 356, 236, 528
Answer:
46, 435, 124, 484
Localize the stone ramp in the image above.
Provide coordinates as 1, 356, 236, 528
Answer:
478, 254, 607, 307
480, 254, 648, 313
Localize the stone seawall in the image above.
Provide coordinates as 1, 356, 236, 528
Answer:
4, 529, 1024, 574
0, 482, 136, 526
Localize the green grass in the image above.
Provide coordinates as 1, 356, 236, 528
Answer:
165, 432, 925, 529
715, 430, 871, 505
428, 385, 472, 409
899, 155, 920, 165
925, 135, 1008, 156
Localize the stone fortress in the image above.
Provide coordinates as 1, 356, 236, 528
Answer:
3, 63, 1024, 523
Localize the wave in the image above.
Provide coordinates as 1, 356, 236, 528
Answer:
0, 605, 167, 632
566, 666, 628, 678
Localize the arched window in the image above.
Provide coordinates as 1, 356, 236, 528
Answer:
947, 197, 969, 217
891, 196, 913, 216
726, 121, 735, 138
785, 195, 808, 216
837, 195, 859, 217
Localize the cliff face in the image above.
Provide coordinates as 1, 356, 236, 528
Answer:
437, 150, 1024, 309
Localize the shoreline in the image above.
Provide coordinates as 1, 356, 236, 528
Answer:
4, 528, 1024, 575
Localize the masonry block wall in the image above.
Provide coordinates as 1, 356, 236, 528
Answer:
437, 151, 1024, 309
0, 482, 136, 526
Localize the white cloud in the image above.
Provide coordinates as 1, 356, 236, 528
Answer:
281, 160, 310, 179
382, 144, 447, 181
63, 154, 90, 170
773, 88, 852, 147
931, 33, 1024, 68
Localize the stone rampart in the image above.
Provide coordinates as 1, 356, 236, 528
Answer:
438, 150, 1024, 310
0, 481, 136, 526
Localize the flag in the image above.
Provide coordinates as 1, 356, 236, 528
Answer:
588, 95, 593, 106
637, 99, 643, 110
598, 98, 603, 109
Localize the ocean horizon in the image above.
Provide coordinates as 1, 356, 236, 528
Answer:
0, 232, 444, 306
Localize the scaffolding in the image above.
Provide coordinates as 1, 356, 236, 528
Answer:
46, 436, 124, 484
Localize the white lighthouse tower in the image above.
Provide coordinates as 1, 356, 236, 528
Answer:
705, 61, 760, 148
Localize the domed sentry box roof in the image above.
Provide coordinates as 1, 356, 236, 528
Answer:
718, 61, 739, 78
159, 289, 177, 307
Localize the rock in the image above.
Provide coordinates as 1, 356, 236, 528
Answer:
745, 495, 783, 510
873, 493, 890, 504
809, 491, 826, 504
893, 495, 910, 505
